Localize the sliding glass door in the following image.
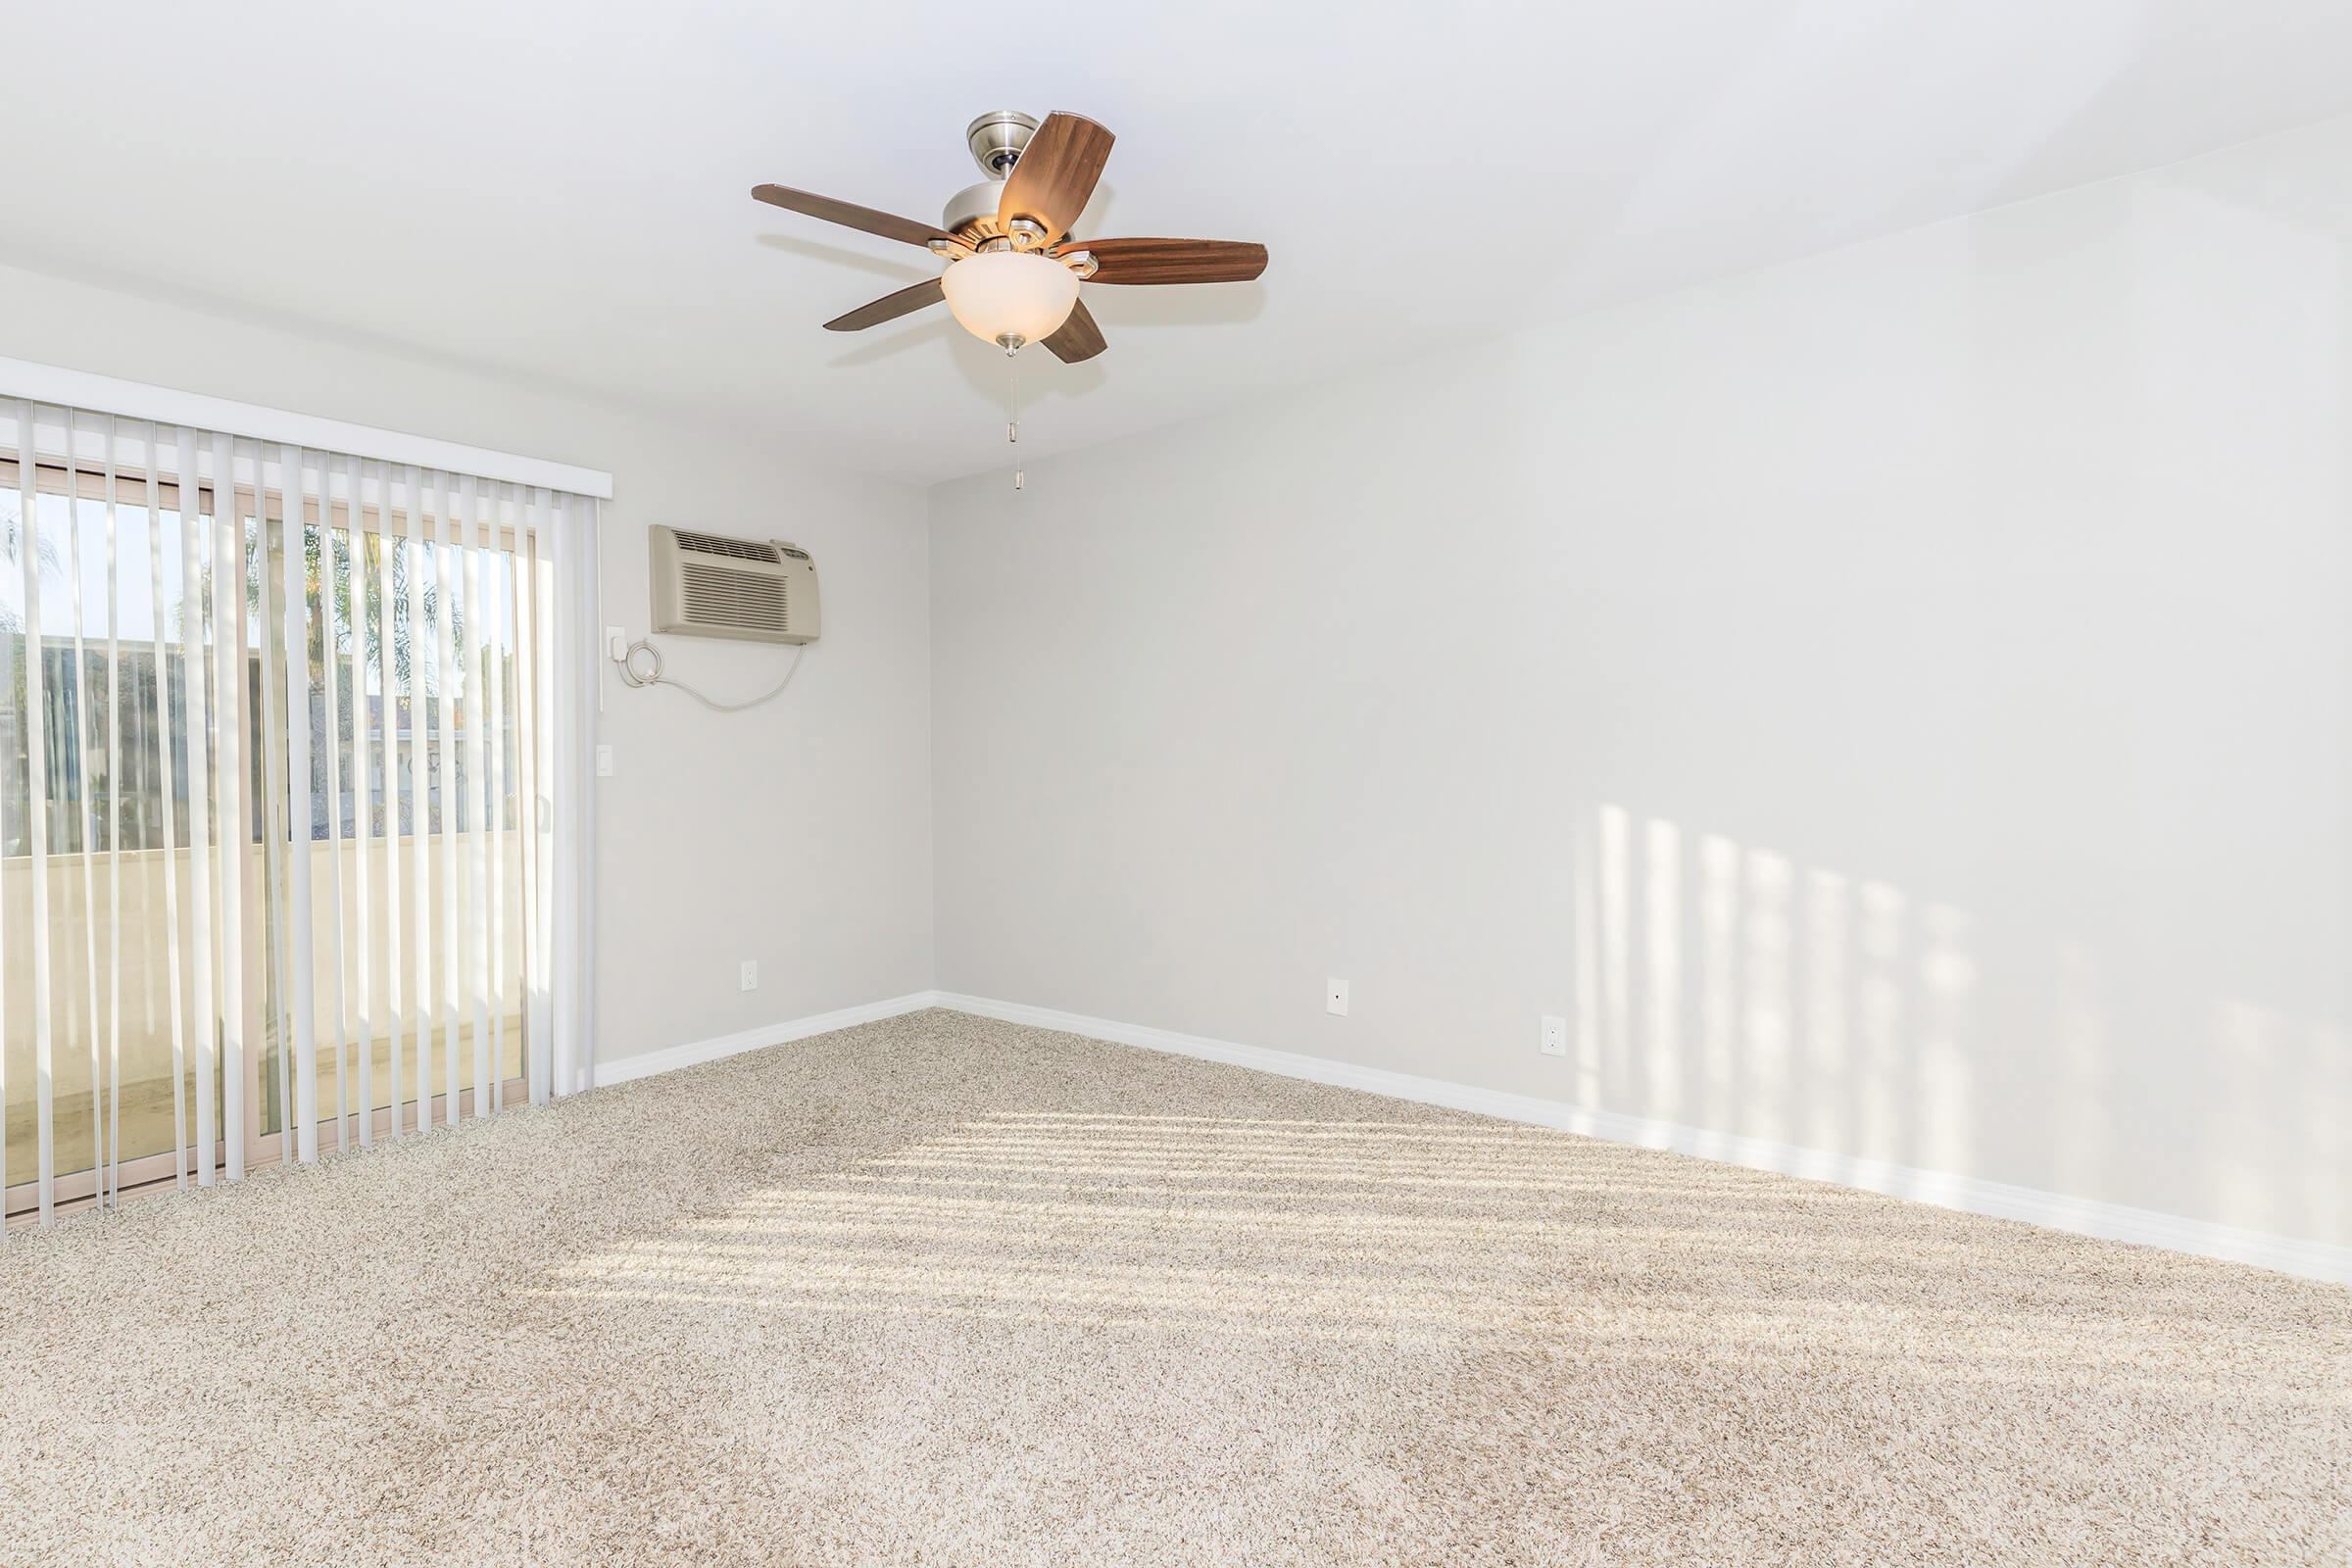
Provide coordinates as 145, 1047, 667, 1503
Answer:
2, 409, 579, 1222
1, 460, 221, 1204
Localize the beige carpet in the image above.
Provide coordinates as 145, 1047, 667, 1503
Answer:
1, 1009, 2344, 1566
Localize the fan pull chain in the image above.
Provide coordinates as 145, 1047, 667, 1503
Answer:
1007, 351, 1024, 493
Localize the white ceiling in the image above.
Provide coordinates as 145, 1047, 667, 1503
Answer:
5, 1, 2350, 485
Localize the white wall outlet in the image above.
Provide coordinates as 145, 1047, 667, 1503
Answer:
1541, 1014, 1568, 1056
606, 625, 627, 662
595, 744, 614, 777
1326, 977, 1348, 1016
740, 959, 759, 992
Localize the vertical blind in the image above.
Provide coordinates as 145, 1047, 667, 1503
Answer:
1, 400, 598, 1226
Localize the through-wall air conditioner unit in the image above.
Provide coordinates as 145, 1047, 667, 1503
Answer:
649, 526, 820, 644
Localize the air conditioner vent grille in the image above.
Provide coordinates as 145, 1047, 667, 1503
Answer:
673, 529, 779, 564
679, 562, 788, 634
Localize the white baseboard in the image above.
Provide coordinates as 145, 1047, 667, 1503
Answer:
590, 992, 938, 1089
928, 991, 2352, 1287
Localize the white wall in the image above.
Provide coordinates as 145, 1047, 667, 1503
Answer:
0, 261, 934, 1069
930, 117, 2352, 1249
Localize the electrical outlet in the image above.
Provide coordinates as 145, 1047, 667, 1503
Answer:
1326, 977, 1348, 1016
595, 744, 613, 777
606, 625, 627, 662
1541, 1014, 1568, 1056
740, 960, 759, 993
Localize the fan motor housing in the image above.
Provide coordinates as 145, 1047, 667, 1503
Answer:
943, 179, 1005, 238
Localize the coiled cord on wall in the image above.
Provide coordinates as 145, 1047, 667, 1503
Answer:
615, 638, 806, 713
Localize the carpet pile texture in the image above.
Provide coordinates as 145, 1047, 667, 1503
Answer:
2, 1008, 2345, 1565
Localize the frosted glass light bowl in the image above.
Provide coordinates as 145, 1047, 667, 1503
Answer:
940, 251, 1080, 350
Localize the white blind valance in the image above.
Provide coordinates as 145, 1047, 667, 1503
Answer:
1, 397, 600, 1226
0, 357, 612, 499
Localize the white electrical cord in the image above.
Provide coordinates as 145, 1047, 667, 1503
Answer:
615, 637, 806, 712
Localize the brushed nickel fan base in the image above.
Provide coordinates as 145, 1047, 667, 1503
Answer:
965, 110, 1039, 175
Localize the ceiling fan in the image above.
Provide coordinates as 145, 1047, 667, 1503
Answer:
753, 111, 1267, 365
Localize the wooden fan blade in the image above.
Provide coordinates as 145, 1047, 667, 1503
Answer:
1043, 298, 1106, 364
1066, 237, 1268, 285
998, 113, 1113, 246
823, 277, 946, 332
753, 184, 950, 249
